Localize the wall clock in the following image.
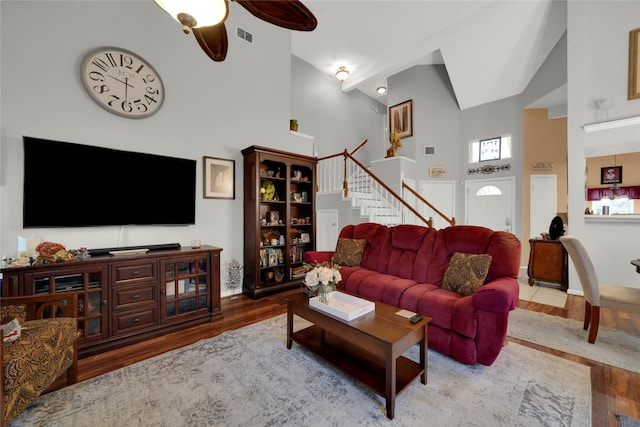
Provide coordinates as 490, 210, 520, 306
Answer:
81, 47, 164, 119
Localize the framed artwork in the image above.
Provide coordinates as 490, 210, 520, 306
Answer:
268, 252, 278, 267
389, 100, 413, 138
300, 233, 310, 243
479, 137, 501, 162
629, 27, 640, 100
601, 166, 622, 185
204, 156, 235, 199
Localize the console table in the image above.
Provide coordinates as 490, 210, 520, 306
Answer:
0, 245, 222, 357
527, 239, 568, 291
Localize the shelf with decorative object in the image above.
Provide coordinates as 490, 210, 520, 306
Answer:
242, 145, 317, 299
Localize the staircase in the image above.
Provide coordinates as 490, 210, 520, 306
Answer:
317, 151, 434, 227
344, 169, 403, 225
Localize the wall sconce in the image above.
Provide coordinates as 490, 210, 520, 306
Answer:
154, 0, 229, 33
335, 66, 350, 82
376, 86, 387, 94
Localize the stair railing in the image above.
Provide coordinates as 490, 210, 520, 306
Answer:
402, 182, 456, 227
316, 150, 433, 227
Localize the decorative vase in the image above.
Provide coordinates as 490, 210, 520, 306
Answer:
290, 119, 298, 132
318, 284, 330, 304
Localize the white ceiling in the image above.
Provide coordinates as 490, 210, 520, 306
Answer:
291, 0, 567, 109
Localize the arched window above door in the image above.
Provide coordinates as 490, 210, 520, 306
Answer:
476, 185, 502, 196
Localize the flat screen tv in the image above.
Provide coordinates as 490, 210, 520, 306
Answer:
23, 136, 197, 228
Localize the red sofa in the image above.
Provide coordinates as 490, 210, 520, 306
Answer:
304, 223, 521, 366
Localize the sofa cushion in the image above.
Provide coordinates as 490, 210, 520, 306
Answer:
332, 238, 366, 267
441, 252, 492, 296
1, 304, 26, 324
340, 223, 389, 272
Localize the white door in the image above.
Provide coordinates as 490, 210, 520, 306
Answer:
465, 177, 515, 232
530, 175, 557, 238
418, 180, 456, 229
316, 209, 339, 251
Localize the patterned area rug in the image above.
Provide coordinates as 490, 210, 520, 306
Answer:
508, 308, 640, 374
12, 314, 590, 427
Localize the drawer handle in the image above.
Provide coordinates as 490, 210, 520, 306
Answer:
132, 318, 140, 323
132, 270, 139, 275
132, 294, 140, 299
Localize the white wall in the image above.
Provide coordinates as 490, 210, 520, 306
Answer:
0, 1, 383, 296
566, 1, 640, 291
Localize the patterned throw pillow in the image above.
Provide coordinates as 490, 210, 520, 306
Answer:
442, 252, 492, 296
332, 238, 367, 267
1, 304, 26, 324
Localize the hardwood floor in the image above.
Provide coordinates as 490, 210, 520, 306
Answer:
58, 290, 639, 426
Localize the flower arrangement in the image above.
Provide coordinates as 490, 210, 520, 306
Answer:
34, 241, 76, 264
303, 262, 342, 304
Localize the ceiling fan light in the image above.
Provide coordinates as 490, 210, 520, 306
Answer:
154, 0, 229, 32
335, 66, 350, 82
376, 86, 387, 94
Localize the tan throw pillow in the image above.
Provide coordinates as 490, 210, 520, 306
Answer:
1, 304, 26, 324
442, 252, 492, 296
332, 238, 367, 267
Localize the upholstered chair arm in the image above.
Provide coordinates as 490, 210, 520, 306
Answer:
1, 292, 78, 320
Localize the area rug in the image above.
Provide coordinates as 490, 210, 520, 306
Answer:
12, 314, 590, 427
508, 308, 640, 374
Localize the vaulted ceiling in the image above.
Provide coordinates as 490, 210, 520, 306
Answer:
291, 0, 567, 109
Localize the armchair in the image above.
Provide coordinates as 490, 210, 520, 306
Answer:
1, 292, 80, 426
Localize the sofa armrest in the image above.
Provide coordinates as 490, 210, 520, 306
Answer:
472, 277, 519, 313
303, 251, 334, 265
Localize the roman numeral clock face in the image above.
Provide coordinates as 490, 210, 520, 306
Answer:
81, 47, 164, 119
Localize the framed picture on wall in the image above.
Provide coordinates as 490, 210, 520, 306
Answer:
601, 166, 622, 185
204, 156, 235, 199
479, 137, 501, 162
389, 100, 413, 138
629, 27, 640, 100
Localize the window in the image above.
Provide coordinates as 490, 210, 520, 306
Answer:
470, 136, 512, 163
476, 186, 502, 196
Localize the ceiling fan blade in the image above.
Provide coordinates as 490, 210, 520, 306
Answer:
193, 23, 229, 62
236, 0, 317, 31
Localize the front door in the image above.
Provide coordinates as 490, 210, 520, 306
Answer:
465, 177, 515, 232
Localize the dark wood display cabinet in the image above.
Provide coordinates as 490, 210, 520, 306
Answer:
527, 238, 568, 291
242, 145, 317, 299
0, 245, 222, 357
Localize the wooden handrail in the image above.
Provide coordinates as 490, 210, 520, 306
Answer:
402, 182, 456, 227
350, 139, 368, 156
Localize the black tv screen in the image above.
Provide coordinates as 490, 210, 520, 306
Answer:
23, 137, 196, 228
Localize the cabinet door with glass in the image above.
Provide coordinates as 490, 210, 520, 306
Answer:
258, 158, 287, 288
288, 162, 314, 280
160, 254, 210, 322
25, 265, 108, 343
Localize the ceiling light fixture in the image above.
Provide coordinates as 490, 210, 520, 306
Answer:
335, 66, 350, 82
154, 0, 229, 34
376, 86, 387, 94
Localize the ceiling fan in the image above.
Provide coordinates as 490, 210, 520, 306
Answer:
154, 0, 318, 62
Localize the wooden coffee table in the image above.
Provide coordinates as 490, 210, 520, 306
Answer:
285, 292, 429, 420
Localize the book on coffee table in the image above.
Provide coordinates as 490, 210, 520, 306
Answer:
309, 291, 374, 321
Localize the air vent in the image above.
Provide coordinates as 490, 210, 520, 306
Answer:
236, 27, 253, 44
424, 146, 436, 155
